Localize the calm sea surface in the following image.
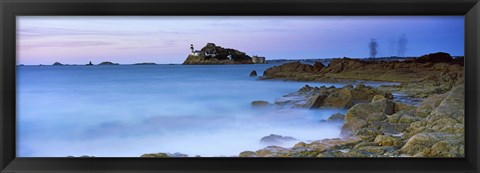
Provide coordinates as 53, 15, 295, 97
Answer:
17, 64, 391, 157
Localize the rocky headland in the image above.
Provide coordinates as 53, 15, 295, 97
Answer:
239, 52, 464, 157
261, 52, 464, 98
183, 43, 264, 65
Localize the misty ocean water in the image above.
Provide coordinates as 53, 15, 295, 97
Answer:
17, 64, 390, 157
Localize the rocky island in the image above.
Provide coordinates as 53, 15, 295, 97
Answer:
98, 61, 119, 65
52, 62, 64, 66
183, 43, 266, 65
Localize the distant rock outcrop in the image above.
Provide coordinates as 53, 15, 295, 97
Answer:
183, 43, 256, 65
52, 62, 64, 66
327, 113, 346, 122
261, 52, 464, 98
98, 61, 119, 65
415, 52, 454, 64
134, 62, 157, 65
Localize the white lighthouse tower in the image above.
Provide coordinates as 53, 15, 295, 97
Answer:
190, 44, 200, 56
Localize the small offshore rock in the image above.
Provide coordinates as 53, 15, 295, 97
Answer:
249, 70, 258, 77
251, 100, 270, 108
260, 134, 297, 145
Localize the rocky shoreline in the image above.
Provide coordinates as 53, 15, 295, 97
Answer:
140, 52, 464, 158
238, 52, 464, 157
240, 84, 464, 157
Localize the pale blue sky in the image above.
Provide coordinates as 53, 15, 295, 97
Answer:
17, 16, 464, 65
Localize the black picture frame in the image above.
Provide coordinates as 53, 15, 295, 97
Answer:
1, 0, 479, 172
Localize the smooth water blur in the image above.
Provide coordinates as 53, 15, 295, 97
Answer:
17, 64, 388, 157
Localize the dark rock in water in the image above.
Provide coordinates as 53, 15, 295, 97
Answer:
52, 62, 64, 66
249, 70, 258, 77
260, 134, 296, 145
183, 43, 255, 64
251, 100, 270, 108
86, 61, 94, 66
134, 62, 157, 65
415, 52, 453, 64
327, 113, 346, 122
98, 61, 119, 65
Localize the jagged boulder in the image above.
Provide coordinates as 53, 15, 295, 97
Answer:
306, 84, 390, 109
340, 97, 399, 139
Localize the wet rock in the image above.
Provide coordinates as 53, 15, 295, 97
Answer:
427, 140, 464, 157
249, 70, 258, 77
399, 132, 461, 157
415, 92, 448, 118
373, 135, 404, 148
327, 113, 346, 122
324, 88, 354, 108
340, 102, 385, 136
260, 134, 297, 145
251, 100, 271, 108
255, 146, 291, 157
